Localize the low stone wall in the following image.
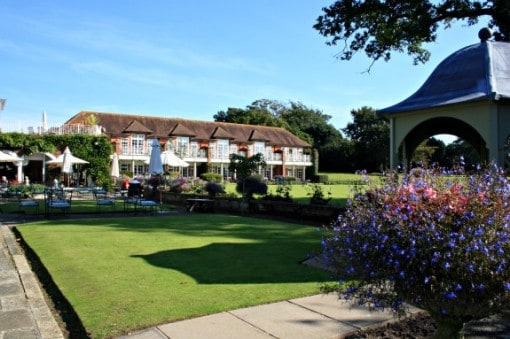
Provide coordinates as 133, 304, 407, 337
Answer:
159, 192, 344, 224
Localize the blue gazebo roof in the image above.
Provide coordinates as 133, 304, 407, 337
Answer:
378, 40, 510, 114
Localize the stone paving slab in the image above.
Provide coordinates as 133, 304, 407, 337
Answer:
290, 294, 420, 329
230, 300, 356, 339
158, 312, 272, 339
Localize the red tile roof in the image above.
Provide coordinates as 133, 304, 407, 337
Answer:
65, 111, 311, 147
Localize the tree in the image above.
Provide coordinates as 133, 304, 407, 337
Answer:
314, 1, 510, 67
229, 153, 267, 200
214, 99, 345, 171
342, 106, 389, 171
411, 137, 447, 167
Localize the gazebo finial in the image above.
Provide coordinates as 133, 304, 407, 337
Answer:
479, 27, 492, 42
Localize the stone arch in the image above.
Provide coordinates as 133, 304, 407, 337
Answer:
399, 117, 487, 167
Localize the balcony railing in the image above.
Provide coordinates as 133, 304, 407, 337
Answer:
0, 123, 102, 136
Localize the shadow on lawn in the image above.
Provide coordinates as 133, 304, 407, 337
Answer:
131, 241, 328, 284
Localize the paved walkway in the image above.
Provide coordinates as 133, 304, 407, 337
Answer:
119, 294, 423, 339
0, 224, 63, 338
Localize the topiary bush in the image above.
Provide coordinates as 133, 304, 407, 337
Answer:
205, 181, 225, 199
236, 175, 267, 200
321, 163, 510, 337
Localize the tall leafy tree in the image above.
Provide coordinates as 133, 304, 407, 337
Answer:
342, 106, 389, 171
229, 153, 267, 200
314, 1, 510, 66
214, 99, 344, 153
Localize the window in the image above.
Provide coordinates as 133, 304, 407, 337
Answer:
132, 134, 145, 155
190, 142, 198, 157
121, 138, 129, 155
134, 163, 145, 176
176, 137, 189, 157
121, 163, 130, 173
209, 142, 216, 159
265, 146, 273, 160
166, 139, 175, 152
254, 142, 265, 156
217, 139, 229, 159
229, 144, 237, 156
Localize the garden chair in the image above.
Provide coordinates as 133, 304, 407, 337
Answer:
123, 186, 160, 214
93, 189, 116, 212
44, 188, 72, 217
18, 195, 39, 214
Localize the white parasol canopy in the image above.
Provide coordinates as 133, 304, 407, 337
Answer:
110, 153, 120, 181
148, 140, 163, 175
160, 150, 189, 167
62, 147, 73, 174
47, 146, 89, 166
0, 150, 21, 162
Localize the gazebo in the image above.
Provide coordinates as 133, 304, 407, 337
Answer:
377, 28, 510, 169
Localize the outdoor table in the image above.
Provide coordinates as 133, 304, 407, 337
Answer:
186, 198, 214, 212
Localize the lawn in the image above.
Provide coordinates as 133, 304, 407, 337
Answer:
224, 175, 370, 206
16, 214, 332, 338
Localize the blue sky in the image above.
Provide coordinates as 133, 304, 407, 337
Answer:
1, 1, 488, 141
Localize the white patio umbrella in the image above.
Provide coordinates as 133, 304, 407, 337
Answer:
148, 140, 163, 175
47, 146, 89, 187
62, 147, 73, 174
0, 150, 23, 182
160, 150, 189, 168
0, 150, 21, 162
110, 153, 120, 184
47, 146, 89, 166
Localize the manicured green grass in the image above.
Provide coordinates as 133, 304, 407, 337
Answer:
16, 214, 331, 338
224, 179, 364, 206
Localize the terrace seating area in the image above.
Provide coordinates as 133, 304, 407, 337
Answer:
0, 183, 167, 218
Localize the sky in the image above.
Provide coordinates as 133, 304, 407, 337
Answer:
0, 1, 490, 142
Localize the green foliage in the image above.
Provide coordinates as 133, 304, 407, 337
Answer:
342, 106, 389, 172
263, 184, 293, 202
314, 0, 509, 66
307, 184, 331, 205
313, 174, 329, 183
44, 134, 113, 188
204, 181, 225, 198
0, 133, 55, 155
8, 183, 46, 198
229, 153, 266, 180
214, 99, 344, 161
200, 172, 223, 183
236, 175, 267, 199
0, 133, 112, 188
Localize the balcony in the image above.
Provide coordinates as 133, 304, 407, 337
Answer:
0, 123, 102, 136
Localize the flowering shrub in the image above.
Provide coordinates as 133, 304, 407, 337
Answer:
205, 181, 225, 198
321, 163, 510, 336
169, 177, 191, 193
